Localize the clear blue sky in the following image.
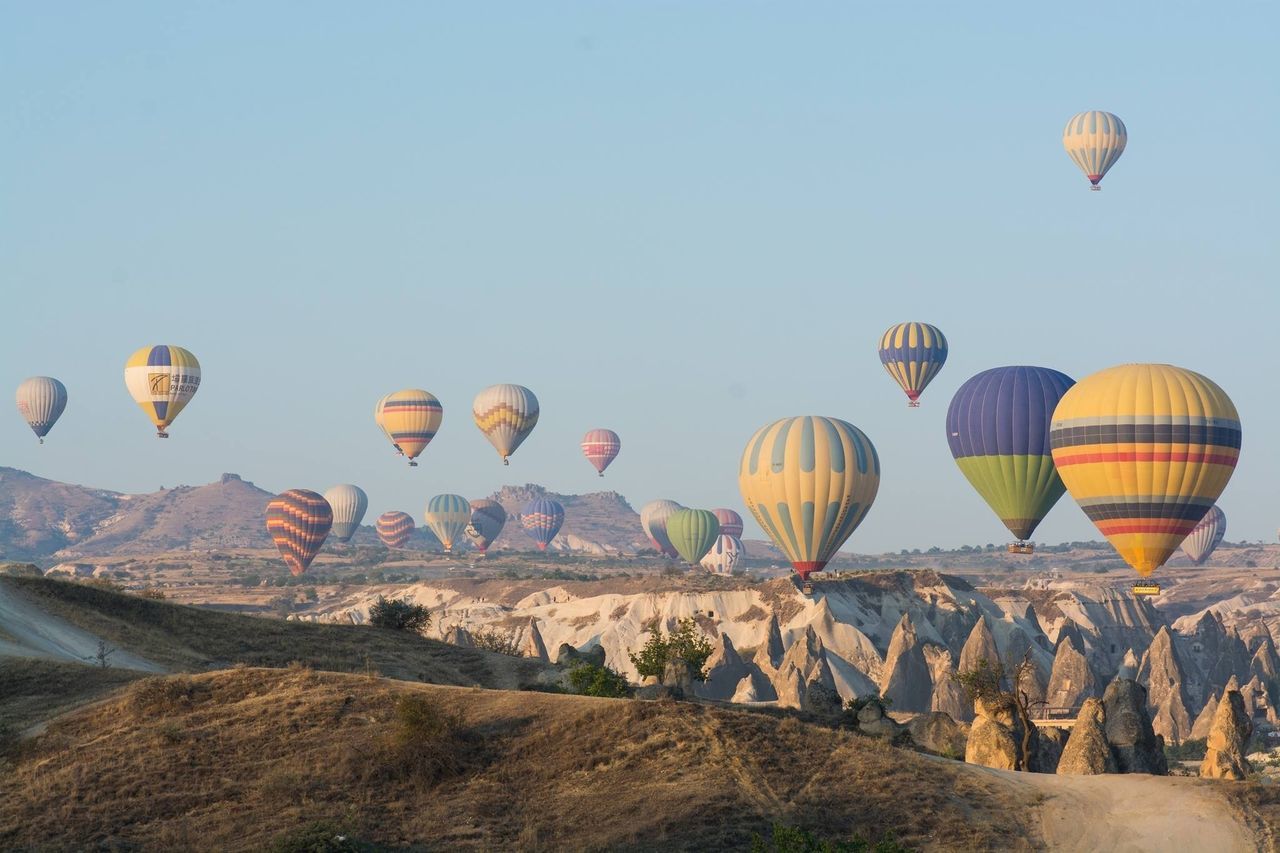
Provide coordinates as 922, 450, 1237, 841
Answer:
3, 2, 1277, 553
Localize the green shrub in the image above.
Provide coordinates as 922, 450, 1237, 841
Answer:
375, 695, 471, 786
471, 628, 522, 656
367, 596, 431, 634
628, 618, 714, 681
568, 662, 631, 698
1165, 737, 1208, 762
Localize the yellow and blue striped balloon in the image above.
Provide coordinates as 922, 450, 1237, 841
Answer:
123, 345, 201, 438
424, 494, 471, 553
1063, 111, 1127, 189
738, 416, 880, 581
1049, 364, 1241, 578
375, 389, 443, 467
878, 323, 948, 407
473, 384, 539, 464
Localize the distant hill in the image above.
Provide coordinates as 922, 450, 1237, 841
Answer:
483, 483, 649, 555
0, 468, 122, 560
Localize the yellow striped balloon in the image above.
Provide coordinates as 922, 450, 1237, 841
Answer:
424, 494, 471, 553
375, 389, 443, 467
473, 384, 539, 464
1063, 111, 1127, 190
123, 345, 201, 438
878, 323, 948, 407
738, 416, 880, 581
1049, 364, 1241, 578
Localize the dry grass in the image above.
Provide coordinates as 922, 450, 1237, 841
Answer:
0, 667, 1041, 851
1, 576, 551, 689
0, 658, 142, 736
1224, 783, 1280, 852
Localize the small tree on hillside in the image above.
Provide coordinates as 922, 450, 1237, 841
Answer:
953, 653, 1041, 770
368, 596, 432, 635
628, 618, 714, 681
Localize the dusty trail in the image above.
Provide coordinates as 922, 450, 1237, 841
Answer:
0, 582, 165, 672
975, 765, 1259, 852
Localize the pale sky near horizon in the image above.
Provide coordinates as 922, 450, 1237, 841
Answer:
2, 3, 1277, 553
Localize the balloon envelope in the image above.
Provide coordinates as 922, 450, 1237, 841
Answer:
15, 376, 67, 441
878, 323, 947, 405
266, 489, 333, 576
946, 366, 1076, 542
711, 508, 744, 539
739, 416, 880, 581
323, 484, 368, 543
640, 499, 684, 558
375, 390, 443, 464
700, 534, 743, 576
376, 511, 415, 548
1180, 505, 1226, 566
124, 345, 201, 436
473, 384, 539, 463
1049, 364, 1241, 578
667, 509, 721, 566
424, 494, 471, 553
581, 428, 621, 476
521, 498, 564, 551
1063, 111, 1126, 187
465, 499, 507, 552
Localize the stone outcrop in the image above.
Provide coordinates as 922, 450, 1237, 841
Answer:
1185, 611, 1251, 701
923, 644, 970, 721
1035, 726, 1066, 774
1240, 622, 1275, 656
802, 680, 844, 717
879, 613, 934, 713
965, 696, 1023, 771
556, 642, 606, 668
444, 626, 475, 647
1102, 679, 1168, 775
1241, 676, 1265, 718
769, 627, 838, 712
959, 615, 1003, 678
731, 675, 758, 703
853, 697, 904, 739
1190, 692, 1220, 741
697, 634, 751, 701
1138, 627, 1194, 745
1046, 633, 1100, 710
907, 712, 968, 758
1055, 621, 1087, 657
1057, 698, 1119, 775
661, 657, 697, 695
523, 618, 549, 662
764, 611, 785, 669
1199, 691, 1253, 780
1115, 648, 1139, 680
1249, 634, 1280, 685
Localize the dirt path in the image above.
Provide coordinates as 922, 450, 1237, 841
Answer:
0, 582, 166, 672
982, 767, 1259, 851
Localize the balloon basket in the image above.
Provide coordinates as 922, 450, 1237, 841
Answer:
802, 581, 814, 595
907, 401, 920, 408
1132, 583, 1161, 597
1007, 542, 1035, 555
156, 431, 169, 439
1090, 186, 1101, 192
408, 460, 418, 467
503, 459, 510, 466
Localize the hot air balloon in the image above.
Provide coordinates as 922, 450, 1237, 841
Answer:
640, 499, 684, 558
1063, 111, 1127, 190
581, 428, 621, 476
739, 416, 880, 587
473, 384, 538, 464
323, 485, 368, 544
1049, 364, 1241, 592
667, 509, 720, 567
465, 499, 507, 553
376, 511, 415, 548
700, 534, 743, 576
878, 323, 947, 407
521, 498, 564, 551
711, 508, 744, 539
15, 377, 67, 443
375, 389, 443, 466
124, 345, 201, 438
946, 366, 1076, 553
424, 494, 471, 554
1180, 505, 1226, 566
266, 489, 333, 576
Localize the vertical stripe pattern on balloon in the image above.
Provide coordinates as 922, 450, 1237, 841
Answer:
1062, 111, 1127, 186
878, 323, 948, 403
15, 376, 68, 440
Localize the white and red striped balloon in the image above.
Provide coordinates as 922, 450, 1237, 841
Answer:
581, 428, 621, 476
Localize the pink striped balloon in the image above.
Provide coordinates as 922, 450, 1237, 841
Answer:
581, 428, 621, 476
712, 508, 744, 539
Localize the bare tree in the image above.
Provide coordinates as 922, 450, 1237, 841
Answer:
953, 651, 1042, 770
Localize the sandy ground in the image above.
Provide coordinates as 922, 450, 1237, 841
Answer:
0, 583, 165, 672
976, 766, 1259, 852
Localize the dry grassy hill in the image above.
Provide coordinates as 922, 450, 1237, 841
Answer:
1, 666, 1037, 851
